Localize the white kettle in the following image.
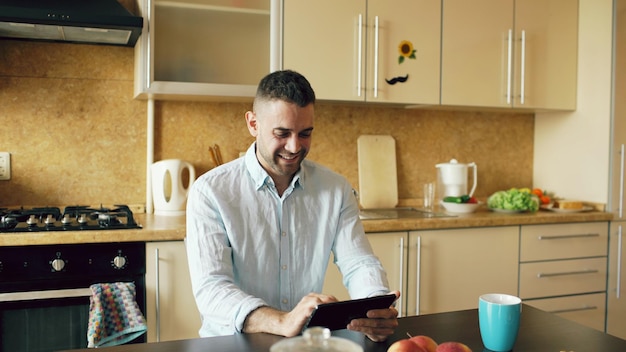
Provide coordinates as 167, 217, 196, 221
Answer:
435, 159, 477, 200
151, 159, 196, 216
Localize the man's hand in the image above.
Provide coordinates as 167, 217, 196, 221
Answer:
243, 293, 338, 337
347, 291, 401, 342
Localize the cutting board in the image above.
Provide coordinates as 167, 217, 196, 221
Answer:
357, 135, 398, 209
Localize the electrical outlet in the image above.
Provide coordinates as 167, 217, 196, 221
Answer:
0, 152, 11, 180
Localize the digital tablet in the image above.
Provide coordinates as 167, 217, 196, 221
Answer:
303, 293, 397, 332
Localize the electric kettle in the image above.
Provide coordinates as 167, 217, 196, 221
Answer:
435, 159, 477, 201
151, 159, 196, 216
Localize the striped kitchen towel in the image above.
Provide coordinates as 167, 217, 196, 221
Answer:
87, 282, 147, 348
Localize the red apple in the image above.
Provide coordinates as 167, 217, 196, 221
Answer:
387, 338, 427, 352
409, 335, 438, 352
435, 341, 472, 352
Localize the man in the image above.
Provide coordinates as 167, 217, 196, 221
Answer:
185, 70, 399, 341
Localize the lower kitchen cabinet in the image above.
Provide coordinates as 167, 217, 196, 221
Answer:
607, 222, 626, 339
524, 293, 607, 332
323, 232, 408, 314
519, 222, 609, 332
145, 241, 201, 342
406, 227, 519, 316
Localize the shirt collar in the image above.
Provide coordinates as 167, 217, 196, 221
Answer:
244, 142, 305, 192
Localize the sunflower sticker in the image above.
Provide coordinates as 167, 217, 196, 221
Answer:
398, 40, 416, 64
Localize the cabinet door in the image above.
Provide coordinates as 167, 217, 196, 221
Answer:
283, 0, 366, 102
513, 0, 578, 110
322, 232, 408, 315
134, 0, 275, 100
608, 222, 626, 339
365, 0, 441, 104
284, 0, 440, 104
145, 241, 201, 342
441, 0, 514, 108
441, 0, 578, 110
406, 227, 519, 316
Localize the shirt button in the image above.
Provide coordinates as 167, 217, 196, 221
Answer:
282, 298, 288, 304
282, 232, 286, 237
282, 265, 287, 270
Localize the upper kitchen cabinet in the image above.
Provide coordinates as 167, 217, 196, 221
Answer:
441, 0, 578, 110
283, 0, 441, 105
134, 0, 279, 100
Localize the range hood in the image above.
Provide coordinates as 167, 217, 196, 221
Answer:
0, 0, 143, 47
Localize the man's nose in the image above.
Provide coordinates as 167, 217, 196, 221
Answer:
285, 135, 300, 153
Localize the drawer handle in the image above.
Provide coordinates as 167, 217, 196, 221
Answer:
537, 269, 599, 278
547, 305, 598, 314
537, 233, 600, 240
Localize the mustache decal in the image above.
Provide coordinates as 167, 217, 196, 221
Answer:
385, 74, 409, 85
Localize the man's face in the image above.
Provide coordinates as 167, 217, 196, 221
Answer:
246, 99, 314, 181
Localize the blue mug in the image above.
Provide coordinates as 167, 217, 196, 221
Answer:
479, 293, 522, 352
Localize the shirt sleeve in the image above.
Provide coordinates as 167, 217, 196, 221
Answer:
332, 184, 390, 299
185, 177, 267, 336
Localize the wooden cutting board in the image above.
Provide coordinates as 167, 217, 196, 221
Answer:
357, 135, 398, 209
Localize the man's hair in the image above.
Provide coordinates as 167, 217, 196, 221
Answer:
254, 70, 316, 109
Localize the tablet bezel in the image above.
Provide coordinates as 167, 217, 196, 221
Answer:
303, 293, 397, 332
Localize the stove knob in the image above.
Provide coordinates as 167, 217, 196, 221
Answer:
51, 258, 65, 272
112, 255, 127, 269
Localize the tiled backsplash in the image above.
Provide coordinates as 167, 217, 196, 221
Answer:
0, 39, 533, 208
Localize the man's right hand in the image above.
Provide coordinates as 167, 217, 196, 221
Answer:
243, 293, 338, 337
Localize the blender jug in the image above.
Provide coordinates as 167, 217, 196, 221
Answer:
436, 159, 477, 201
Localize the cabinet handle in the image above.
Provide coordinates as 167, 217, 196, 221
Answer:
415, 236, 421, 316
537, 269, 599, 278
373, 16, 379, 98
397, 236, 404, 317
155, 247, 161, 342
537, 233, 600, 240
520, 30, 526, 105
506, 29, 513, 105
618, 226, 623, 299
618, 144, 624, 219
357, 14, 363, 97
547, 305, 598, 314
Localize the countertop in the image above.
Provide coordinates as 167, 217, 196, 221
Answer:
57, 305, 626, 352
0, 207, 614, 247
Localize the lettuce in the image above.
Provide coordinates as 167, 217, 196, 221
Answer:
487, 188, 539, 212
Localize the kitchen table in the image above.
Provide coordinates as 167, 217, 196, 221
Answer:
58, 305, 626, 352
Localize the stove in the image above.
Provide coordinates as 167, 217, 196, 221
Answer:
0, 205, 142, 232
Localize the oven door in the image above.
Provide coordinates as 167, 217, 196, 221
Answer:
0, 288, 92, 352
0, 283, 146, 352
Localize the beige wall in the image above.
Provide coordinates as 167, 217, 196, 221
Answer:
0, 39, 533, 209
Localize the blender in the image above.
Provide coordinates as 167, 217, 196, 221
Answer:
436, 159, 477, 202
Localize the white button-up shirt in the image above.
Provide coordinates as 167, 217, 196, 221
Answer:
186, 143, 389, 337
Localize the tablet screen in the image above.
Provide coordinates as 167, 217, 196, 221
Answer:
303, 293, 397, 332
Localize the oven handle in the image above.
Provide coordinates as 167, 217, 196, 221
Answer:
0, 288, 92, 302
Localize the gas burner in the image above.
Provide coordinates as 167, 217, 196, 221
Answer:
0, 205, 141, 233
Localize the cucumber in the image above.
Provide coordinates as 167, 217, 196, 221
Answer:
443, 196, 463, 203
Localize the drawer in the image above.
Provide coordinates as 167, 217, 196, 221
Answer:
524, 293, 606, 332
520, 257, 607, 298
520, 222, 608, 261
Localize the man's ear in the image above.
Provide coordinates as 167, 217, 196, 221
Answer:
245, 111, 258, 137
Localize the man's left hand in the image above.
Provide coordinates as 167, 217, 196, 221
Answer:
346, 291, 400, 342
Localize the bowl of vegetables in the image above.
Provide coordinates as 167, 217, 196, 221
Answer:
487, 188, 540, 213
440, 195, 481, 214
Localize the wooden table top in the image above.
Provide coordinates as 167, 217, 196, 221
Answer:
58, 305, 626, 352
